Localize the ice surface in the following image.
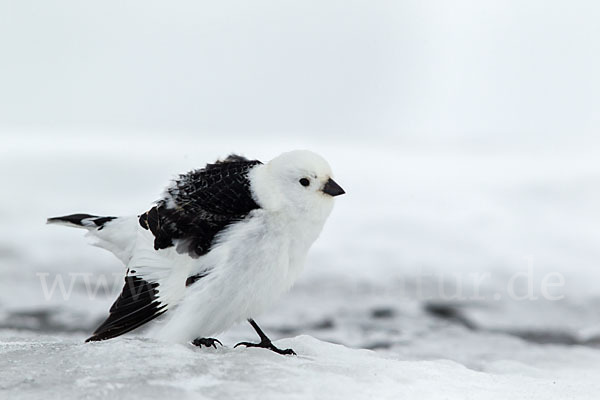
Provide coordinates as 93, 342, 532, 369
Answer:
1, 333, 599, 400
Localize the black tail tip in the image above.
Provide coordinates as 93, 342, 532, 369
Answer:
46, 214, 116, 228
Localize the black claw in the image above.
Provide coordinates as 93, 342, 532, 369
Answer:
275, 347, 297, 356
238, 319, 296, 355
234, 340, 296, 356
192, 337, 223, 349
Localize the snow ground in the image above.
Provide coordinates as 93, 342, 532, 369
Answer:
1, 133, 599, 399
1, 333, 599, 400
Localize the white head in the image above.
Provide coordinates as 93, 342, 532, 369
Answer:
249, 150, 345, 221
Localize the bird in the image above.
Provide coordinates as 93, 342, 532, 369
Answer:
47, 150, 345, 355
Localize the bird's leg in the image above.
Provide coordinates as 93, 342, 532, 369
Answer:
192, 337, 223, 349
234, 319, 296, 355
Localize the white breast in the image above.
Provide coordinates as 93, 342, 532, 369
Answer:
153, 209, 325, 343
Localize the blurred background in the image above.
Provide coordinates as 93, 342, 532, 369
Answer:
1, 0, 599, 369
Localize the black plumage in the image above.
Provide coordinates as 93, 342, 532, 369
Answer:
139, 155, 262, 258
185, 271, 209, 287
86, 276, 167, 342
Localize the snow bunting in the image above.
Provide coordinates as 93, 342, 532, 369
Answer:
48, 150, 344, 355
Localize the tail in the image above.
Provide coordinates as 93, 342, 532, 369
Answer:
47, 213, 117, 230
47, 213, 137, 265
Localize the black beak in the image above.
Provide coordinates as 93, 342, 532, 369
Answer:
322, 178, 345, 197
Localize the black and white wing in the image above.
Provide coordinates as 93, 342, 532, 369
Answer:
86, 155, 262, 342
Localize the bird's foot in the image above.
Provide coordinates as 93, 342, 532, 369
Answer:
234, 339, 296, 356
192, 337, 223, 349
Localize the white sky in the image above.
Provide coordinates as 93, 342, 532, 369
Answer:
0, 0, 598, 144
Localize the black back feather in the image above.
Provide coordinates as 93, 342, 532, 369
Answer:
139, 155, 262, 257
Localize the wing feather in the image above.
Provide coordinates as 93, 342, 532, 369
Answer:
87, 155, 262, 341
86, 276, 167, 342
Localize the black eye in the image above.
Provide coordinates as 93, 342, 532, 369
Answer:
299, 178, 310, 187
